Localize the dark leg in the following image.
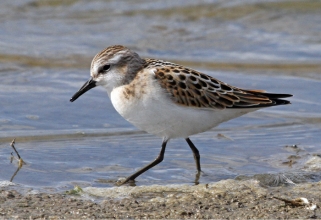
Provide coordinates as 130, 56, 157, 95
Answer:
194, 171, 201, 185
185, 137, 201, 172
120, 138, 168, 185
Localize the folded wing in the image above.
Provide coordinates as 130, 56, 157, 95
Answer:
152, 62, 292, 110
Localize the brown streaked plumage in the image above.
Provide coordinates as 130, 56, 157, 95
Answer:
70, 45, 292, 185
91, 45, 127, 70
143, 58, 291, 109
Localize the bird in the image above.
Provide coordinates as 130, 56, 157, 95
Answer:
70, 45, 292, 185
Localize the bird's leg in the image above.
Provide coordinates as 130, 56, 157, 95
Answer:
120, 139, 168, 185
185, 138, 201, 173
194, 171, 201, 185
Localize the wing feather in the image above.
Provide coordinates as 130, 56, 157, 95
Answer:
147, 59, 292, 110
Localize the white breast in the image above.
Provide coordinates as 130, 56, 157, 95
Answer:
110, 72, 255, 139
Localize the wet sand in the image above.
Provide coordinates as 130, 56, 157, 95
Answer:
1, 179, 319, 219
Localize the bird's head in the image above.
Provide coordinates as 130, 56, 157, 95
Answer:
70, 45, 145, 102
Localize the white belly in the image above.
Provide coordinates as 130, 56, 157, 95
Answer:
110, 82, 255, 139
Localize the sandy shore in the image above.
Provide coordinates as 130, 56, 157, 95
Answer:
0, 179, 320, 219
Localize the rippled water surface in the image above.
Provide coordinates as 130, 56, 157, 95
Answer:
0, 0, 321, 191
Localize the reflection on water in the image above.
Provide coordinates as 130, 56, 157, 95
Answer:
0, 0, 320, 191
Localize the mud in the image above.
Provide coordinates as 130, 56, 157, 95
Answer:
1, 179, 319, 219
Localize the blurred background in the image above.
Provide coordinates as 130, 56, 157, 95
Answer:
0, 0, 320, 191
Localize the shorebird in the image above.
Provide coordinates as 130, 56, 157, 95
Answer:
70, 45, 292, 185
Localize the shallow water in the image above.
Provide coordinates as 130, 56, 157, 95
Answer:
0, 0, 321, 191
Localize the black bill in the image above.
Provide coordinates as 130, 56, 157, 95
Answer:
70, 78, 97, 102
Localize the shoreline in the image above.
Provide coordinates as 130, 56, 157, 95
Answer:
1, 179, 319, 219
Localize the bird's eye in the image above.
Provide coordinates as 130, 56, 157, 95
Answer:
102, 64, 110, 71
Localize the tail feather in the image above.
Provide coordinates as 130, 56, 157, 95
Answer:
254, 92, 293, 99
231, 90, 292, 108
254, 92, 292, 105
